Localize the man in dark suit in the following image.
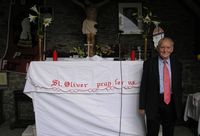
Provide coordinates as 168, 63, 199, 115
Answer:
139, 37, 183, 136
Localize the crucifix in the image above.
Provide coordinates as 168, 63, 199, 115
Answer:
71, 0, 110, 57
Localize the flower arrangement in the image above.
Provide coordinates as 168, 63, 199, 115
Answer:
29, 5, 52, 36
28, 5, 52, 61
132, 6, 160, 36
70, 46, 85, 57
95, 44, 114, 57
70, 44, 114, 57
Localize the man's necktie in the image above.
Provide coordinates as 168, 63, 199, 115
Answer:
163, 60, 171, 104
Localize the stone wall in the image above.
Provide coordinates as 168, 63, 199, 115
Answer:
45, 0, 125, 56
3, 72, 26, 120
0, 0, 10, 58
45, 0, 145, 58
182, 60, 200, 95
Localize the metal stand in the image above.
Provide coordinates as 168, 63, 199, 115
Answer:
144, 36, 148, 61
118, 31, 123, 60
137, 46, 142, 60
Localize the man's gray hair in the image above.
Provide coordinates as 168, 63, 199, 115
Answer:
158, 37, 174, 48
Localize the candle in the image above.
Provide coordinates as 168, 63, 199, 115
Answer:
130, 50, 135, 61
53, 50, 57, 61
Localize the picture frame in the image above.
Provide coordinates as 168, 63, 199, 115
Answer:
0, 72, 8, 87
118, 3, 143, 34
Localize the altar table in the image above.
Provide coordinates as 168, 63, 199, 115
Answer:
24, 61, 146, 136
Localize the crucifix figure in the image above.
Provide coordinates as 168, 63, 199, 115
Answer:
71, 0, 110, 57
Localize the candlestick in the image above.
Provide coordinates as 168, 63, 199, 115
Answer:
137, 46, 142, 60
38, 38, 42, 61
144, 36, 148, 60
53, 50, 57, 61
130, 50, 135, 61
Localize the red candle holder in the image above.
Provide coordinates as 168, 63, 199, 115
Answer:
53, 50, 57, 61
130, 50, 135, 61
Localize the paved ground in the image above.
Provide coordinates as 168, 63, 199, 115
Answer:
0, 122, 25, 136
0, 121, 195, 136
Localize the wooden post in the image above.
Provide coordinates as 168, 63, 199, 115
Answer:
86, 33, 94, 57
38, 37, 43, 61
84, 43, 93, 57
38, 38, 41, 61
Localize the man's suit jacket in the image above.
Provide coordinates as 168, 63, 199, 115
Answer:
139, 56, 183, 120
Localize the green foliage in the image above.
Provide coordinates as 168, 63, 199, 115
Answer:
70, 46, 85, 57
96, 44, 114, 57
70, 44, 115, 57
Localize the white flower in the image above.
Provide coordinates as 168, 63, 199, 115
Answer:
149, 11, 152, 17
132, 12, 137, 16
152, 21, 160, 27
29, 5, 52, 28
143, 15, 151, 24
30, 5, 40, 15
43, 18, 52, 27
28, 14, 37, 23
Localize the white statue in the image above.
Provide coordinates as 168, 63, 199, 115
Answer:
71, 0, 110, 56
19, 17, 32, 40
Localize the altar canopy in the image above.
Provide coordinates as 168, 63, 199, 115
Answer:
24, 61, 146, 136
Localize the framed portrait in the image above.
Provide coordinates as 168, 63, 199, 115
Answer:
0, 72, 8, 87
119, 3, 143, 34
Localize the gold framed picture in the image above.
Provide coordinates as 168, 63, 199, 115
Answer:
0, 72, 8, 86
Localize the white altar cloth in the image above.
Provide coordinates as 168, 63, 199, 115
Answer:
24, 61, 146, 136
